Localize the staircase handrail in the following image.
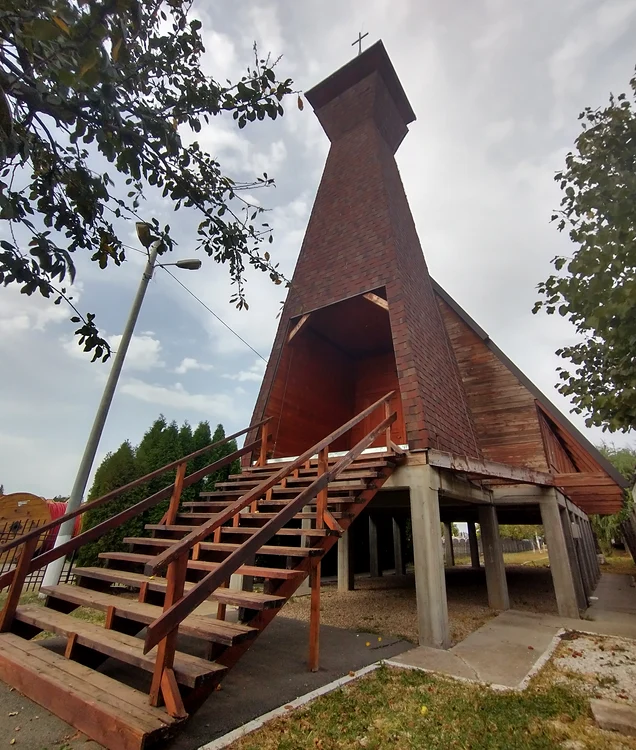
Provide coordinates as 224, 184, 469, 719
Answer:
0, 418, 269, 559
144, 391, 397, 578
143, 392, 398, 654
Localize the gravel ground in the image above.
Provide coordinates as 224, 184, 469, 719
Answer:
552, 632, 636, 705
280, 566, 558, 645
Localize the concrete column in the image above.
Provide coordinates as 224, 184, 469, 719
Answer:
338, 526, 355, 591
583, 519, 600, 583
540, 493, 580, 618
560, 506, 587, 610
478, 505, 510, 610
294, 505, 314, 596
570, 513, 592, 598
393, 517, 405, 576
443, 522, 455, 567
467, 521, 480, 568
409, 465, 450, 649
369, 515, 381, 578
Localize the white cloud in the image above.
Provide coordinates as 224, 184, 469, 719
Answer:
121, 378, 234, 418
223, 359, 266, 383
175, 357, 215, 374
0, 284, 76, 334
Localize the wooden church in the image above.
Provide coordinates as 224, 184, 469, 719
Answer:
0, 41, 627, 750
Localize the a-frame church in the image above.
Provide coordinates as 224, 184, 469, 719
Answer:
0, 39, 628, 750
248, 40, 627, 647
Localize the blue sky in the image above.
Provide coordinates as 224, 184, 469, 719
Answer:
1, 0, 635, 497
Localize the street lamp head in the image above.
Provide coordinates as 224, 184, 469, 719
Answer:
174, 258, 202, 271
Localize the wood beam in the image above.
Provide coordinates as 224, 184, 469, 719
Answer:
363, 292, 389, 312
288, 313, 310, 342
554, 473, 619, 488
426, 450, 554, 486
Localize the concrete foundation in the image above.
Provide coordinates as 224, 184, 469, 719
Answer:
540, 491, 580, 619
393, 517, 405, 576
369, 515, 381, 577
338, 526, 354, 592
478, 505, 510, 611
467, 521, 480, 568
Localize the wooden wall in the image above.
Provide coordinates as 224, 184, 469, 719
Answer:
265, 328, 355, 458
538, 409, 577, 473
437, 298, 549, 472
351, 352, 406, 447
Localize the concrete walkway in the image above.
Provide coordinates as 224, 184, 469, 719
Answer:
388, 573, 636, 688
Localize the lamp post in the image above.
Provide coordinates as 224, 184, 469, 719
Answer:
42, 226, 201, 587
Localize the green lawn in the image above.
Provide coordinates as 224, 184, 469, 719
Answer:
229, 665, 635, 750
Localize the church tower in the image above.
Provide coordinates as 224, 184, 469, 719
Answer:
250, 42, 480, 459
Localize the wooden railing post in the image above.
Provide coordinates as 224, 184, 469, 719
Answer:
0, 534, 39, 632
149, 552, 188, 718
258, 422, 269, 466
308, 559, 321, 672
165, 461, 187, 526
384, 400, 392, 453
316, 447, 329, 530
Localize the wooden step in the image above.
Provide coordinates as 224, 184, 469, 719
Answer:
184, 496, 356, 512
242, 455, 397, 473
41, 585, 257, 646
175, 511, 347, 522
73, 567, 285, 610
123, 537, 322, 558
239, 512, 347, 520
14, 605, 225, 688
99, 552, 304, 580
229, 460, 391, 480
198, 480, 367, 497
0, 632, 181, 750
213, 470, 379, 490
145, 524, 330, 537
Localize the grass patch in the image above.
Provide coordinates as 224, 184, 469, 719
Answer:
228, 664, 631, 750
600, 551, 636, 576
0, 589, 105, 632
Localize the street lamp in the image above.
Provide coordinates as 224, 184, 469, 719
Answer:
42, 224, 201, 587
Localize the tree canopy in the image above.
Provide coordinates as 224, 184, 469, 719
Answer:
75, 415, 237, 566
534, 69, 636, 432
0, 1, 293, 360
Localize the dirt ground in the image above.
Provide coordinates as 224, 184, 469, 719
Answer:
281, 564, 558, 645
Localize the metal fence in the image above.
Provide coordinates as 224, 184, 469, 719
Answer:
0, 519, 75, 592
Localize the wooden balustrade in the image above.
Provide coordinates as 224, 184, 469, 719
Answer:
142, 393, 398, 659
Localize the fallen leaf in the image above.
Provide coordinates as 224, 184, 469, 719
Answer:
420, 705, 428, 716
528, 646, 534, 650
365, 642, 370, 647
284, 704, 293, 710
348, 671, 355, 677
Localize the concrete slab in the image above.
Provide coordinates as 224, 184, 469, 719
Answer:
591, 698, 636, 737
587, 574, 636, 616
388, 645, 478, 681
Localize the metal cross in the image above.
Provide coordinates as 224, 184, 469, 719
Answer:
351, 31, 369, 56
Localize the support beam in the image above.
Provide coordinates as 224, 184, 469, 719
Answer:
288, 313, 310, 343
560, 505, 588, 610
443, 522, 455, 567
467, 522, 480, 568
540, 492, 580, 619
363, 292, 389, 311
369, 515, 381, 578
308, 561, 320, 672
478, 505, 510, 611
295, 505, 313, 596
393, 517, 405, 576
409, 465, 450, 649
338, 526, 355, 591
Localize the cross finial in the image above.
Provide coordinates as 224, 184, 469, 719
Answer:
351, 31, 369, 56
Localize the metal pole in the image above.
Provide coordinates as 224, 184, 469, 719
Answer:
42, 241, 162, 587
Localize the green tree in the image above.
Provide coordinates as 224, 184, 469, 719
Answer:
590, 444, 636, 556
75, 440, 138, 566
0, 1, 293, 360
207, 423, 240, 490
498, 525, 543, 541
534, 70, 636, 432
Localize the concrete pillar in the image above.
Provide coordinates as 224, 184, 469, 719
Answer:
443, 522, 455, 567
369, 515, 381, 577
467, 521, 480, 568
560, 506, 587, 610
570, 513, 592, 598
393, 517, 405, 576
409, 465, 450, 649
478, 505, 510, 610
338, 526, 355, 591
583, 519, 600, 583
294, 505, 314, 596
540, 493, 580, 618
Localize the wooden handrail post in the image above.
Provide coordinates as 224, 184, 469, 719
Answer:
258, 422, 269, 466
165, 462, 187, 526
316, 447, 329, 530
308, 560, 320, 672
384, 400, 392, 453
0, 534, 39, 632
149, 551, 188, 717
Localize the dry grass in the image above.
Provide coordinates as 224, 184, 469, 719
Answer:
0, 589, 105, 629
601, 551, 636, 576
228, 660, 636, 750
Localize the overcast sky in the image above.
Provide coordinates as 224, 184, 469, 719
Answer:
1, 0, 635, 497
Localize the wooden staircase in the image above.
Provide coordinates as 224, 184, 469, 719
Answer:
0, 394, 403, 749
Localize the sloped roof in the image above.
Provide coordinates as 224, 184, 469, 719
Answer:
431, 279, 627, 490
